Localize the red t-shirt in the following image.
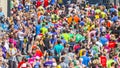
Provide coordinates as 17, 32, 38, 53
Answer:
73, 44, 80, 51
18, 61, 25, 68
108, 41, 116, 48
36, 1, 42, 8
35, 49, 43, 57
100, 56, 107, 67
44, 0, 48, 8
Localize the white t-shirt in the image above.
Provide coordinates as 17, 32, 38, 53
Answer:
4, 40, 9, 51
96, 41, 103, 47
18, 31, 24, 41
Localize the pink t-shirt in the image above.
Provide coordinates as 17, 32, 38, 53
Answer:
28, 57, 35, 64
9, 38, 17, 47
105, 34, 110, 41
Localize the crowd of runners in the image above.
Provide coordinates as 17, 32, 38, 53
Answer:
0, 0, 120, 68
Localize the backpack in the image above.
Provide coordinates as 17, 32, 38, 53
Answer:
34, 62, 40, 68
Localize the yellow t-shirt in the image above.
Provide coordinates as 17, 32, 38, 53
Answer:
57, 65, 61, 68
101, 12, 106, 18
79, 49, 86, 57
58, 0, 63, 4
95, 15, 99, 19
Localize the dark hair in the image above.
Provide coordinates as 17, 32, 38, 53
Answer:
22, 57, 28, 62
109, 54, 113, 59
61, 57, 65, 62
111, 62, 115, 66
57, 40, 61, 44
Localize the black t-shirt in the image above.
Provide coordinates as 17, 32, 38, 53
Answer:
43, 38, 50, 49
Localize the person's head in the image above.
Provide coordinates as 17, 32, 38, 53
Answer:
109, 54, 113, 59
1, 42, 5, 47
42, 23, 45, 27
61, 57, 65, 62
69, 61, 74, 67
0, 7, 2, 12
76, 60, 80, 66
36, 56, 40, 61
82, 50, 86, 56
32, 48, 36, 54
9, 43, 14, 48
52, 62, 57, 68
79, 58, 83, 64
22, 57, 28, 62
57, 40, 61, 44
65, 44, 70, 48
45, 34, 48, 38
111, 62, 115, 67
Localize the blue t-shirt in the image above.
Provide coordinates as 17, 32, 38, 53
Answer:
0, 12, 4, 17
44, 61, 53, 67
36, 24, 41, 35
25, 5, 30, 12
111, 16, 118, 22
14, 24, 19, 30
100, 36, 108, 45
51, 32, 57, 35
40, 15, 45, 21
18, 4, 23, 11
79, 21, 85, 26
34, 62, 40, 68
50, 38, 57, 45
48, 22, 54, 27
61, 39, 66, 45
50, 0, 55, 5
1, 23, 8, 31
99, 18, 104, 24
81, 56, 90, 67
109, 8, 115, 13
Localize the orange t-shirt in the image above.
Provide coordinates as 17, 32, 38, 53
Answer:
68, 16, 72, 25
106, 22, 111, 28
32, 45, 37, 49
37, 11, 41, 18
74, 15, 80, 24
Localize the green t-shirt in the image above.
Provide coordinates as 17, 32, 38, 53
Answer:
61, 33, 70, 42
107, 59, 115, 68
95, 9, 101, 14
69, 33, 74, 39
92, 45, 99, 53
75, 34, 85, 42
40, 27, 48, 34
75, 66, 79, 68
10, 1, 14, 9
